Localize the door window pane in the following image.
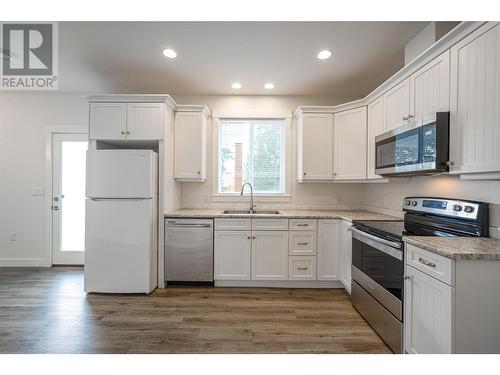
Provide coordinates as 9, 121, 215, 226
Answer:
60, 141, 88, 251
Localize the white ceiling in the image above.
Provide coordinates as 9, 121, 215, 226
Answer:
58, 21, 429, 96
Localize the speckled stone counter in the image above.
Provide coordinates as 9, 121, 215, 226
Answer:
165, 208, 399, 222
404, 236, 500, 261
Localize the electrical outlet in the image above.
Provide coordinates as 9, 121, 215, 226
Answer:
9, 232, 16, 241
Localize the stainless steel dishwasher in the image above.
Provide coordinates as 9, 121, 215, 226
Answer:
165, 218, 214, 282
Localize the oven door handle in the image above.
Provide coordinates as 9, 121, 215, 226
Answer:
351, 227, 402, 250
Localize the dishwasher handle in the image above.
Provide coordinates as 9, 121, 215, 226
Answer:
165, 222, 212, 228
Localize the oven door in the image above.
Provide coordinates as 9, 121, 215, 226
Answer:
351, 227, 403, 320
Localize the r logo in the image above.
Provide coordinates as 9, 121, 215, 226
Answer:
2, 23, 53, 75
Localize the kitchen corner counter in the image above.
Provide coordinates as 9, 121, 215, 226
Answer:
165, 209, 399, 222
404, 236, 500, 261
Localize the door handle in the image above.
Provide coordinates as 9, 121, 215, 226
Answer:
51, 205, 59, 211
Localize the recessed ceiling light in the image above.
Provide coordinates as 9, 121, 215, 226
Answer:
231, 82, 242, 89
317, 49, 332, 60
162, 48, 177, 59
264, 83, 275, 90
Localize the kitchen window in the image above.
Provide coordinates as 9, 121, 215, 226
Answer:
217, 119, 285, 194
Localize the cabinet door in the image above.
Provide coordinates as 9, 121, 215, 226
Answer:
251, 231, 288, 280
339, 221, 352, 293
174, 112, 207, 181
333, 107, 367, 180
404, 265, 453, 354
89, 103, 127, 140
297, 113, 334, 181
367, 96, 386, 179
214, 231, 251, 280
126, 103, 164, 139
384, 78, 410, 131
317, 220, 340, 280
410, 50, 450, 119
449, 22, 500, 174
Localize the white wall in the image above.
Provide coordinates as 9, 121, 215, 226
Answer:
0, 93, 89, 266
363, 176, 500, 237
172, 94, 365, 211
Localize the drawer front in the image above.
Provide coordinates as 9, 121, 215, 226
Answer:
289, 231, 317, 255
288, 256, 317, 280
252, 218, 289, 231
215, 218, 252, 231
405, 244, 454, 286
289, 219, 317, 231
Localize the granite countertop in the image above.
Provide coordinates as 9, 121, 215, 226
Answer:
165, 208, 399, 222
404, 236, 500, 261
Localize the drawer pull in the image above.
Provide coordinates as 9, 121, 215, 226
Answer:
297, 224, 309, 227
418, 257, 436, 268
297, 242, 309, 245
297, 267, 309, 271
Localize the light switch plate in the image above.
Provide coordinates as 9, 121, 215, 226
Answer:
32, 187, 44, 196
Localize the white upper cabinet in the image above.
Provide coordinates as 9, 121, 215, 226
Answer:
126, 103, 164, 139
297, 113, 334, 181
410, 50, 450, 119
317, 220, 341, 281
384, 78, 410, 130
367, 96, 386, 179
89, 102, 165, 140
174, 111, 208, 181
449, 22, 500, 175
333, 107, 367, 180
89, 103, 127, 140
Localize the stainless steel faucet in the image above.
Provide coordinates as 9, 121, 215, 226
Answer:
240, 182, 254, 213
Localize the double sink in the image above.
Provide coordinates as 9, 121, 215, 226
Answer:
223, 210, 282, 215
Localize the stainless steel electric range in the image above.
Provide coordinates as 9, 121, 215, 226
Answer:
350, 197, 489, 353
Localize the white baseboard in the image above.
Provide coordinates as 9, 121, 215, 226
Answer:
215, 280, 344, 288
0, 258, 51, 267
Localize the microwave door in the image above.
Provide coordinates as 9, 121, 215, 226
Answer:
376, 127, 422, 175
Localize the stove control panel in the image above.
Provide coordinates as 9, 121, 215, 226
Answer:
403, 198, 480, 220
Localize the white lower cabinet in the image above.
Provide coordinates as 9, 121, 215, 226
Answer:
252, 231, 288, 280
214, 230, 251, 280
289, 256, 317, 280
404, 264, 453, 354
317, 220, 341, 280
339, 221, 352, 293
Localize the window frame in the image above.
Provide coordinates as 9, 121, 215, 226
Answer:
212, 111, 291, 202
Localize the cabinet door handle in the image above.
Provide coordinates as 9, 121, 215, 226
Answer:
297, 267, 308, 271
126, 130, 130, 135
403, 276, 411, 280
297, 242, 309, 245
197, 171, 201, 174
247, 236, 251, 240
297, 223, 309, 227
252, 236, 256, 239
121, 130, 125, 135
402, 116, 408, 121
407, 114, 414, 119
418, 257, 436, 268
303, 172, 307, 176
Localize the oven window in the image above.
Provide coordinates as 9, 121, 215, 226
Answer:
352, 237, 403, 300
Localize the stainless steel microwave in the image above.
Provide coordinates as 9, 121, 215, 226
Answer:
375, 112, 450, 176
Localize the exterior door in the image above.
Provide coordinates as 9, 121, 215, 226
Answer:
52, 133, 88, 265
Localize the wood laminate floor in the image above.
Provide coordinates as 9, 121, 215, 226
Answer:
0, 267, 391, 354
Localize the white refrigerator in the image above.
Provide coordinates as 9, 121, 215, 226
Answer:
84, 149, 158, 294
